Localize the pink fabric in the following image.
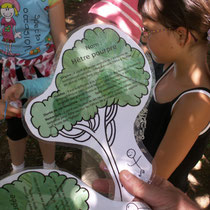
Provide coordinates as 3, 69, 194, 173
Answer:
1, 45, 55, 100
1, 18, 16, 43
89, 0, 143, 42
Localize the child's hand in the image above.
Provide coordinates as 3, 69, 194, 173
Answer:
4, 83, 24, 102
0, 100, 21, 120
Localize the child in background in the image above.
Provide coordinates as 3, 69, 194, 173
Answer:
4, 0, 144, 99
4, 0, 144, 101
88, 0, 143, 43
0, 0, 66, 173
135, 0, 210, 191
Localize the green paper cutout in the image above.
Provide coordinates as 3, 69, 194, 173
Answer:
30, 27, 150, 138
0, 171, 89, 210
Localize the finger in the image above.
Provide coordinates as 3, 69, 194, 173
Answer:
7, 104, 21, 113
92, 178, 115, 196
6, 105, 21, 118
4, 94, 18, 102
119, 170, 164, 206
6, 111, 21, 118
151, 174, 172, 188
92, 178, 110, 193
4, 84, 24, 101
99, 161, 109, 172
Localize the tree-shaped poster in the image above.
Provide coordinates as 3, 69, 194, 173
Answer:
0, 169, 150, 209
22, 24, 154, 201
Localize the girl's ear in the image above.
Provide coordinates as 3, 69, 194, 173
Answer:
175, 27, 196, 46
175, 27, 188, 46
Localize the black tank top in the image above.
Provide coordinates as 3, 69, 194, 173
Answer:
136, 64, 210, 191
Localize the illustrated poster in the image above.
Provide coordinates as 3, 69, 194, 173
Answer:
0, 169, 151, 209
21, 24, 154, 201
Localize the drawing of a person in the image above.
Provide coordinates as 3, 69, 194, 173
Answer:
0, 0, 21, 55
127, 148, 145, 177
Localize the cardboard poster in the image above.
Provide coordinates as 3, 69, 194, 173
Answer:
0, 169, 150, 209
0, 24, 154, 206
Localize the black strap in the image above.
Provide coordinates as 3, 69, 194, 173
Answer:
16, 65, 25, 81
33, 65, 44, 78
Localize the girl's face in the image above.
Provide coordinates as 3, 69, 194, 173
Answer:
0, 7, 14, 18
141, 18, 180, 64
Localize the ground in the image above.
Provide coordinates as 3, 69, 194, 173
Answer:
0, 0, 209, 209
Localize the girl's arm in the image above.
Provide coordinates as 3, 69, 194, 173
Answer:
49, 0, 67, 50
4, 75, 53, 101
19, 75, 54, 99
153, 92, 210, 179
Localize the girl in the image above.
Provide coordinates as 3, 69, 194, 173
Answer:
135, 0, 210, 191
0, 0, 66, 173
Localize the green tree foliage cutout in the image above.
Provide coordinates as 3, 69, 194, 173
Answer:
28, 27, 151, 200
30, 27, 150, 138
0, 171, 89, 210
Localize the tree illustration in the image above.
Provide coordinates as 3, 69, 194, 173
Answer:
27, 27, 151, 200
0, 171, 89, 210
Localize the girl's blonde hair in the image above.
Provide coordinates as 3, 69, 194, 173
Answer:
1, 3, 19, 16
